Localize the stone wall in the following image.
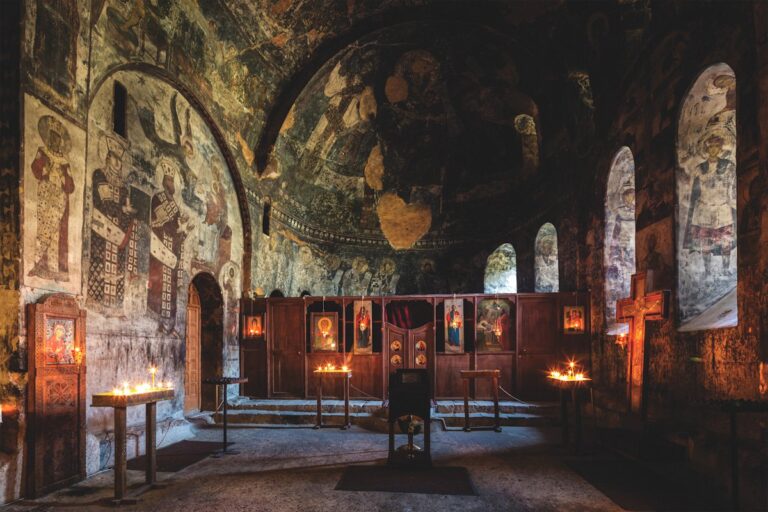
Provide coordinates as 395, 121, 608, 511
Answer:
0, 1, 24, 502
580, 2, 768, 507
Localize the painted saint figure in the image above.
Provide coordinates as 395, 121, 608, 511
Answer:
446, 305, 462, 348
45, 321, 73, 365
87, 135, 134, 308
356, 305, 371, 349
29, 115, 75, 281
683, 134, 736, 276
147, 159, 189, 333
611, 184, 636, 267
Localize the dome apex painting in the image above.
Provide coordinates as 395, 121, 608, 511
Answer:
263, 22, 539, 249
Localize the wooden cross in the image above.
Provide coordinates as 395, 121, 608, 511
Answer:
616, 271, 670, 416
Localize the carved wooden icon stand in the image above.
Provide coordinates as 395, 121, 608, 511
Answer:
26, 294, 87, 498
616, 271, 670, 416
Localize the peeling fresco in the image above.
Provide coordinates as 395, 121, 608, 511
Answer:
535, 223, 559, 292
266, 22, 538, 248
22, 0, 90, 118
676, 63, 737, 331
80, 70, 244, 435
604, 146, 636, 334
84, 71, 244, 331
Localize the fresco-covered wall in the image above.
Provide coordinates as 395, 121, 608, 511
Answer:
261, 22, 538, 252
79, 70, 244, 469
581, 2, 767, 508
534, 223, 559, 293
16, 69, 246, 475
250, 221, 492, 298
484, 243, 518, 294
603, 146, 636, 335
676, 63, 737, 331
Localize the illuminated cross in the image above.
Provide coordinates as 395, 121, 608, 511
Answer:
616, 271, 670, 416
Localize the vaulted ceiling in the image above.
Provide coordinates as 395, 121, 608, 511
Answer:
91, 0, 653, 249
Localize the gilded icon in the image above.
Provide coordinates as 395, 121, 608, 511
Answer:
390, 340, 401, 352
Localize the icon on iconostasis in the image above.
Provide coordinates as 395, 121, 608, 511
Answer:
390, 340, 402, 352
415, 340, 426, 351
391, 354, 402, 366
354, 300, 373, 354
311, 312, 338, 352
415, 354, 427, 366
444, 298, 464, 353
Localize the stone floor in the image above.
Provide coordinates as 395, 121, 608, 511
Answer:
4, 425, 639, 511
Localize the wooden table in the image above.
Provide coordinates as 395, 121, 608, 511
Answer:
203, 376, 248, 456
91, 388, 174, 505
460, 369, 501, 432
313, 369, 352, 429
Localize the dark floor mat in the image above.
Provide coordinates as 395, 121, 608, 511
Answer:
566, 459, 727, 511
127, 440, 232, 473
335, 465, 476, 495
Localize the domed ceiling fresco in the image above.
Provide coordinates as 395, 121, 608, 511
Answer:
262, 22, 539, 250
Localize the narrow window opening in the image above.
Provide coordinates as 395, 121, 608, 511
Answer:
113, 81, 127, 137
262, 201, 271, 236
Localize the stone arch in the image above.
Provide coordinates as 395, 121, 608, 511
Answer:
604, 146, 636, 334
535, 223, 559, 292
190, 272, 224, 411
88, 63, 252, 290
84, 68, 245, 345
484, 243, 517, 293
676, 62, 737, 331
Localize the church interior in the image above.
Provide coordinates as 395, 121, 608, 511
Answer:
1, 0, 767, 510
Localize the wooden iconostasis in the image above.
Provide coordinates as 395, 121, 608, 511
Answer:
240, 293, 590, 402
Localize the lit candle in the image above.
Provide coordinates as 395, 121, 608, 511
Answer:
149, 366, 157, 388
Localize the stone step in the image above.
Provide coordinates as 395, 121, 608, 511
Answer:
433, 400, 559, 415
228, 398, 384, 414
212, 409, 558, 428
228, 398, 558, 416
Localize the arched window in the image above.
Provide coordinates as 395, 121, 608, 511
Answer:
676, 63, 737, 331
484, 243, 517, 293
604, 147, 636, 334
535, 223, 559, 292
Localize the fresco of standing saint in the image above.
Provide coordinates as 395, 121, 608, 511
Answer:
147, 158, 190, 334
28, 115, 75, 282
676, 63, 737, 331
86, 134, 137, 309
444, 298, 463, 353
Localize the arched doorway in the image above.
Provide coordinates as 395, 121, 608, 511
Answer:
187, 273, 224, 412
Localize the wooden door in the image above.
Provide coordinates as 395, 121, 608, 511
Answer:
517, 295, 559, 400
385, 324, 407, 375
27, 294, 86, 498
184, 284, 201, 414
385, 323, 434, 396
269, 299, 305, 396
409, 324, 434, 397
